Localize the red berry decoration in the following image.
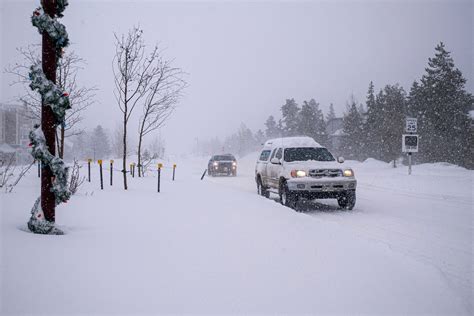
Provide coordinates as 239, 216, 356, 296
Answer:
33, 10, 40, 16
28, 143, 33, 147
62, 92, 69, 97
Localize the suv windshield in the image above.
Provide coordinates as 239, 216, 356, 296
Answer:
284, 147, 335, 162
213, 155, 235, 161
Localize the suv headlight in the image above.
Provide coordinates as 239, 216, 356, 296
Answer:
343, 169, 354, 177
232, 162, 237, 166
213, 162, 218, 166
290, 170, 307, 178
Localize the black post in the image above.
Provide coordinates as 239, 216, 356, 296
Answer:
88, 159, 91, 182
172, 164, 176, 181
110, 160, 113, 186
157, 163, 162, 192
201, 169, 207, 180
37, 160, 40, 178
99, 160, 103, 190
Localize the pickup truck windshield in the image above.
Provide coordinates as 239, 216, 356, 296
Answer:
284, 147, 335, 162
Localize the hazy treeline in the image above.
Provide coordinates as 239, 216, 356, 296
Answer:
197, 43, 473, 168
343, 43, 472, 168
69, 125, 166, 162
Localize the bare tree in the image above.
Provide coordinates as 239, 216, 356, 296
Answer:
68, 159, 85, 195
113, 27, 159, 190
4, 45, 96, 159
0, 154, 35, 193
137, 54, 186, 176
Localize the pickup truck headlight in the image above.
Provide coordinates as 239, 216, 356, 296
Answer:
232, 162, 237, 166
343, 169, 354, 177
213, 162, 218, 167
290, 170, 307, 178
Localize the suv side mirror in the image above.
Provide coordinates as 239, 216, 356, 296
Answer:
337, 157, 345, 163
270, 157, 281, 164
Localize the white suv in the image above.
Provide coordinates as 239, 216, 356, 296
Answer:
255, 137, 357, 210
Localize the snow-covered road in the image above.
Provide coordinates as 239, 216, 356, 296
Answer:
1, 154, 472, 315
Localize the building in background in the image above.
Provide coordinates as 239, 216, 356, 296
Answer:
0, 103, 37, 164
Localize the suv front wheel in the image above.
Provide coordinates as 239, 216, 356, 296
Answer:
279, 181, 297, 209
337, 190, 356, 210
257, 177, 270, 198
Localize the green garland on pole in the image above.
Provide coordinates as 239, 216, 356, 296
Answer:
27, 0, 71, 235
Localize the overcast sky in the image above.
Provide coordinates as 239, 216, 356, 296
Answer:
1, 0, 472, 155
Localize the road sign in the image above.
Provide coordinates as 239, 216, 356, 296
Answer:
402, 134, 419, 153
405, 118, 417, 133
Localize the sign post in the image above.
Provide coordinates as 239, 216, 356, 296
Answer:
403, 118, 419, 175
172, 164, 176, 181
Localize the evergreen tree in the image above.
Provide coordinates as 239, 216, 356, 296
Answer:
410, 42, 473, 167
309, 99, 327, 145
280, 98, 300, 136
377, 85, 407, 166
298, 100, 319, 139
264, 115, 279, 139
341, 100, 364, 160
90, 125, 111, 160
326, 103, 336, 121
362, 81, 378, 159
254, 129, 266, 145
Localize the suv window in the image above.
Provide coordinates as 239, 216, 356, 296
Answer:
284, 147, 335, 162
213, 155, 235, 161
275, 148, 283, 159
270, 148, 277, 160
259, 150, 271, 161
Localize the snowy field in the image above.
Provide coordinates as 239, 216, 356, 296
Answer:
1, 154, 472, 315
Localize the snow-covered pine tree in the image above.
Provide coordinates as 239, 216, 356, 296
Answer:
264, 115, 279, 139
254, 129, 266, 146
309, 99, 327, 146
377, 84, 407, 166
298, 100, 319, 139
342, 100, 364, 160
410, 42, 473, 168
362, 81, 378, 159
326, 103, 336, 121
280, 99, 300, 136
90, 125, 111, 161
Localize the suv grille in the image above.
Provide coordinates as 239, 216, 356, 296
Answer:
309, 169, 342, 178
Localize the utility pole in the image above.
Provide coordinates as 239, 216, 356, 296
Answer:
41, 0, 58, 222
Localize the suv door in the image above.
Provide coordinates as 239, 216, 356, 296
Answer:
256, 149, 272, 185
268, 148, 283, 188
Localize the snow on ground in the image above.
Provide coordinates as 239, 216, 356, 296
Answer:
1, 154, 472, 315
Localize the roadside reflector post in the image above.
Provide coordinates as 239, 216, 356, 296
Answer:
201, 169, 207, 180
87, 158, 92, 182
157, 163, 163, 192
130, 163, 134, 178
110, 160, 114, 186
172, 163, 176, 181
98, 160, 103, 190
37, 160, 40, 178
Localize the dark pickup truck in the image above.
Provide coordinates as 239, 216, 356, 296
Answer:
208, 154, 237, 176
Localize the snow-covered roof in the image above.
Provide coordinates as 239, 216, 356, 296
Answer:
264, 136, 322, 149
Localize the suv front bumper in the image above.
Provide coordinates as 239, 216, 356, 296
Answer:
287, 177, 357, 193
